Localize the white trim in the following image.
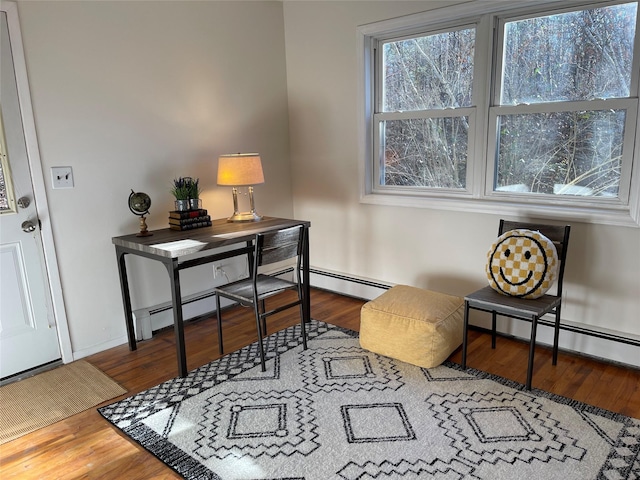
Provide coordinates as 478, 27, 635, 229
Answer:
357, 0, 627, 36
72, 336, 128, 361
131, 288, 236, 341
360, 191, 639, 227
357, 26, 374, 207
310, 268, 391, 301
1, 1, 72, 363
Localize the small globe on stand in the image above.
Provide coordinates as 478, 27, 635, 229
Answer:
128, 190, 153, 237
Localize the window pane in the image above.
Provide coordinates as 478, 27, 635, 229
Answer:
501, 3, 637, 105
381, 117, 468, 188
0, 123, 11, 212
382, 28, 475, 112
495, 109, 625, 196
0, 161, 10, 211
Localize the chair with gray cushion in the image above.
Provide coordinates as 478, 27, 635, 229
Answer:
214, 225, 307, 371
461, 219, 571, 390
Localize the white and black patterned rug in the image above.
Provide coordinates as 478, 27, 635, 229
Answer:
99, 321, 640, 479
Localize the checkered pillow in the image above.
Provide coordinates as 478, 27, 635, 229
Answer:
486, 229, 559, 299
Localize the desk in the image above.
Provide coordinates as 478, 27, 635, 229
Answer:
112, 217, 311, 377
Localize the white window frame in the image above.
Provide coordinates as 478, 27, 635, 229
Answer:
373, 22, 479, 197
357, 0, 640, 227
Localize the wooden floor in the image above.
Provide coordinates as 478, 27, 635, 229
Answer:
1, 288, 638, 479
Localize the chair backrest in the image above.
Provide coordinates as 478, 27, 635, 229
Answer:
499, 219, 571, 297
255, 225, 304, 269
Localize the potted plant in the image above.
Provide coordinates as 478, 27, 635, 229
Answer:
187, 177, 201, 210
171, 177, 192, 211
171, 177, 202, 211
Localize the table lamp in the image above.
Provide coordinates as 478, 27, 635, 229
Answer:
217, 153, 265, 222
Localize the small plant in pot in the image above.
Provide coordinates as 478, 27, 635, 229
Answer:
171, 177, 200, 211
187, 177, 201, 210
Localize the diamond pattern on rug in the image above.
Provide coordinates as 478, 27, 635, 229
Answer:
99, 321, 640, 480
425, 389, 586, 466
300, 345, 403, 394
323, 355, 375, 379
193, 389, 318, 460
462, 406, 539, 443
341, 403, 416, 443
227, 403, 288, 439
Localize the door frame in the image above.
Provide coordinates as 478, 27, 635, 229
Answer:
1, 0, 72, 364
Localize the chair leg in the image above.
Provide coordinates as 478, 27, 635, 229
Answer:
215, 293, 223, 355
461, 300, 470, 369
491, 312, 497, 349
260, 299, 267, 336
526, 316, 538, 390
552, 306, 561, 365
298, 303, 307, 350
254, 304, 266, 372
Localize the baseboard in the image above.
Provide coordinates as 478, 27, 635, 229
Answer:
133, 290, 220, 341
132, 263, 291, 341
72, 335, 129, 361
309, 268, 640, 369
89, 266, 639, 369
309, 268, 391, 300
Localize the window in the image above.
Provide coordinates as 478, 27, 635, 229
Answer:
377, 27, 475, 191
360, 0, 640, 226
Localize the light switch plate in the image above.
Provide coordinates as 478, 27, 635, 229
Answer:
51, 166, 74, 189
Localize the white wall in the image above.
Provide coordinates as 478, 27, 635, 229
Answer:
283, 1, 640, 364
17, 1, 292, 356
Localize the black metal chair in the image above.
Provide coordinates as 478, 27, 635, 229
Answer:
461, 220, 571, 390
214, 225, 307, 371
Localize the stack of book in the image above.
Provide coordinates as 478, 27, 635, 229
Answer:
168, 209, 212, 231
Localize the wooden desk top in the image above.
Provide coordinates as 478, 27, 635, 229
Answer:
112, 217, 310, 259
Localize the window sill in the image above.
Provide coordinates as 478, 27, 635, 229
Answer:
360, 192, 640, 228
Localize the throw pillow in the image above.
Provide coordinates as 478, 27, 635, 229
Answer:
486, 229, 559, 299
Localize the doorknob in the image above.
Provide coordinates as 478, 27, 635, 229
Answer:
21, 220, 37, 233
17, 196, 31, 209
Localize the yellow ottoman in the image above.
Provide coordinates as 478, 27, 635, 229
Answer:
359, 285, 464, 368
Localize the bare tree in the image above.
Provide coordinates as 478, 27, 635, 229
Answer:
380, 3, 636, 197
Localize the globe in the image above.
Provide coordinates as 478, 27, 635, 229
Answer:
128, 190, 151, 216
128, 190, 152, 237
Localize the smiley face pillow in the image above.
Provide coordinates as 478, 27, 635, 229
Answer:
486, 229, 559, 299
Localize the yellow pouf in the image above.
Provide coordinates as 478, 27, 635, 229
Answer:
359, 285, 464, 368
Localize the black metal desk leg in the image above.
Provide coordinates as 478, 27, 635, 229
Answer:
165, 260, 188, 378
246, 240, 254, 278
303, 226, 311, 325
116, 248, 137, 351
461, 300, 469, 369
299, 227, 309, 349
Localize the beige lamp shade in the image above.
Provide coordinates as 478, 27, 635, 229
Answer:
217, 153, 264, 186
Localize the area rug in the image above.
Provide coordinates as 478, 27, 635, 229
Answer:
99, 321, 640, 479
0, 360, 126, 444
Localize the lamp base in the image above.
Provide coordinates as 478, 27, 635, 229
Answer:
228, 211, 263, 222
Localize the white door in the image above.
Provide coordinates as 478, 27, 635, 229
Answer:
0, 10, 61, 379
